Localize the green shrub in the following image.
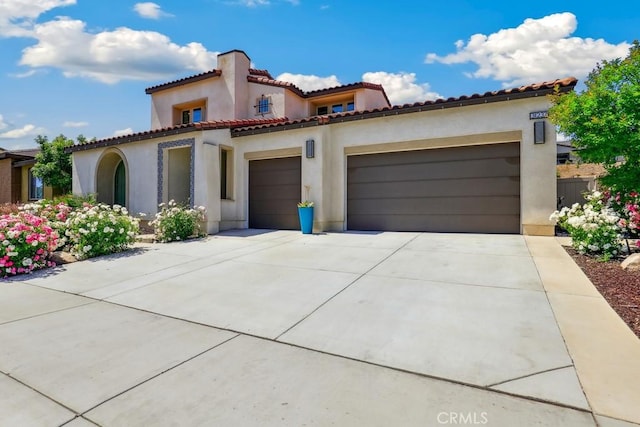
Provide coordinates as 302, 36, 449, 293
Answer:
65, 204, 139, 259
151, 200, 206, 243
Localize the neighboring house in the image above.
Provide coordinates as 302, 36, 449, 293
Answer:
0, 148, 56, 204
68, 49, 577, 236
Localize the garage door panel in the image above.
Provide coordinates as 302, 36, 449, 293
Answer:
249, 184, 301, 201
249, 157, 301, 230
349, 143, 519, 168
348, 214, 520, 233
250, 169, 301, 187
348, 157, 519, 183
348, 177, 520, 199
348, 196, 519, 216
347, 143, 520, 233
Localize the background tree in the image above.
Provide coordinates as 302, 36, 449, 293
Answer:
31, 134, 80, 194
549, 41, 640, 192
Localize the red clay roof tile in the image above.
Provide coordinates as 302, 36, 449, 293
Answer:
69, 77, 577, 151
66, 118, 288, 152
231, 77, 578, 136
145, 69, 222, 94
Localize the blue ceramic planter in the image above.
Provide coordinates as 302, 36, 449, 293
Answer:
298, 206, 314, 234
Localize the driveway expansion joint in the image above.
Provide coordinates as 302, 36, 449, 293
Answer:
485, 364, 575, 388
273, 233, 422, 341
1, 371, 81, 418
77, 333, 242, 418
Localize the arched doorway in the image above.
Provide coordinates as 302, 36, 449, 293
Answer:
96, 150, 128, 207
114, 160, 126, 206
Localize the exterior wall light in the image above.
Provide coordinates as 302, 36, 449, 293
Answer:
306, 139, 315, 158
534, 121, 546, 144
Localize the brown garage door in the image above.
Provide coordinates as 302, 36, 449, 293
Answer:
347, 143, 520, 233
249, 156, 301, 229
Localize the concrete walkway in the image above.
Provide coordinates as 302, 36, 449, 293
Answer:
1, 231, 639, 426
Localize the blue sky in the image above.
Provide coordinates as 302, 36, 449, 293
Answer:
0, 0, 637, 150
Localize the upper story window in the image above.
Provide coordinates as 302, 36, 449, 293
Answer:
315, 100, 355, 116
173, 99, 206, 125
254, 95, 272, 116
181, 107, 203, 124
28, 169, 44, 200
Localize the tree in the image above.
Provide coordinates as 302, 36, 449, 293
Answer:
549, 41, 640, 193
31, 134, 79, 194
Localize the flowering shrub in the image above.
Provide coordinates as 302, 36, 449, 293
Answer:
151, 200, 206, 243
550, 191, 622, 260
65, 204, 139, 259
21, 200, 74, 249
0, 203, 20, 215
0, 212, 58, 278
605, 191, 640, 238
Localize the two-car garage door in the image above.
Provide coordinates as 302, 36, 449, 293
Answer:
247, 143, 520, 233
347, 143, 520, 234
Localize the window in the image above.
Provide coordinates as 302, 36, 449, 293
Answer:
192, 108, 202, 123
174, 101, 206, 125
255, 95, 271, 115
28, 169, 44, 200
181, 107, 203, 124
315, 99, 354, 116
220, 147, 233, 199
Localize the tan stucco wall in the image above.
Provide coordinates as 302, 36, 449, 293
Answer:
226, 96, 556, 235
73, 95, 557, 236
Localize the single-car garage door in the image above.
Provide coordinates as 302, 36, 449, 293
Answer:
249, 156, 301, 229
347, 143, 520, 233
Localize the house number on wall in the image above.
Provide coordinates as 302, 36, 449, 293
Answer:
529, 110, 548, 120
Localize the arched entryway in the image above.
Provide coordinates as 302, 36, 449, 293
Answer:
96, 150, 128, 207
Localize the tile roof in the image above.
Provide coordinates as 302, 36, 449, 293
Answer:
247, 75, 306, 97
68, 77, 577, 152
248, 68, 274, 79
66, 118, 289, 153
246, 76, 391, 104
0, 147, 40, 160
231, 77, 578, 137
145, 69, 222, 94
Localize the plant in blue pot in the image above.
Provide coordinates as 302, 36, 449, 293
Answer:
297, 200, 314, 234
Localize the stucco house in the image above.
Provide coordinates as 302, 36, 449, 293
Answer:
0, 148, 57, 204
68, 49, 576, 236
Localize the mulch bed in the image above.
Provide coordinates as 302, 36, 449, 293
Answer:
565, 247, 640, 339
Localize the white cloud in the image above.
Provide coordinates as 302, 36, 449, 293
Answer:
19, 17, 218, 83
276, 72, 341, 92
362, 71, 441, 105
9, 69, 39, 78
133, 2, 173, 19
426, 12, 631, 87
0, 0, 75, 38
0, 124, 45, 139
113, 128, 133, 137
0, 114, 8, 130
63, 121, 88, 128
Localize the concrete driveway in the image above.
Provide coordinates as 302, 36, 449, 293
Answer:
1, 231, 639, 426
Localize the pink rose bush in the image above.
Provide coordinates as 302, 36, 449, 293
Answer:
0, 212, 58, 278
2, 199, 141, 277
